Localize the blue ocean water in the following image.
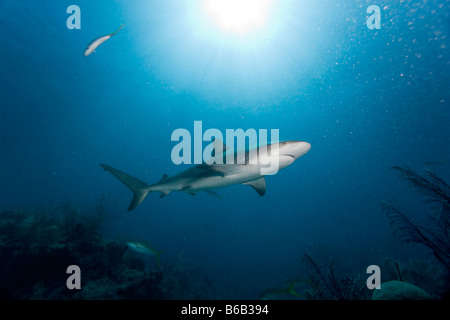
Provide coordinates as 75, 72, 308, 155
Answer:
0, 0, 449, 299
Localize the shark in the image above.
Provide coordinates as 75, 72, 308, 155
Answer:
100, 140, 311, 211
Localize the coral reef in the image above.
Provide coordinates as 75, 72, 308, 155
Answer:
0, 202, 217, 300
379, 257, 447, 296
371, 280, 433, 300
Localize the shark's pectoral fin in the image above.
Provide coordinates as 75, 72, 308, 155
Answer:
243, 177, 266, 196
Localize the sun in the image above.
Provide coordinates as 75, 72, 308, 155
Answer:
203, 0, 272, 34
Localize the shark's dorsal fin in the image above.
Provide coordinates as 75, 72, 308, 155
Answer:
203, 138, 229, 163
159, 174, 169, 183
243, 177, 266, 196
211, 138, 229, 157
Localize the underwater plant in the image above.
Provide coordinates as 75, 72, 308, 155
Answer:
381, 166, 450, 272
302, 253, 367, 300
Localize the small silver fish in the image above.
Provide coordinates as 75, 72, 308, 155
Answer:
83, 23, 125, 56
126, 241, 163, 268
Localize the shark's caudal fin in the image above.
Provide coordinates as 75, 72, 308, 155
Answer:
100, 164, 150, 211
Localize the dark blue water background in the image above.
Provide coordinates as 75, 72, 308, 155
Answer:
1, 0, 449, 298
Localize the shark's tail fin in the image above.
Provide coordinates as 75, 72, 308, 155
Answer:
100, 164, 150, 211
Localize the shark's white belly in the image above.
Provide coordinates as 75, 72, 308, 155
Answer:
188, 165, 262, 191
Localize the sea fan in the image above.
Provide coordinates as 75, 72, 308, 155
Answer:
391, 166, 450, 209
303, 253, 366, 300
382, 166, 450, 271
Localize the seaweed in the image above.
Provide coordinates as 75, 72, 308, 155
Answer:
302, 253, 367, 300
381, 166, 450, 272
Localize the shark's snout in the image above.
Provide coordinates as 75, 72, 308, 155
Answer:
283, 141, 311, 159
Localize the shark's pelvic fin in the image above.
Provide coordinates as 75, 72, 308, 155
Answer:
205, 189, 222, 199
243, 177, 266, 196
159, 191, 170, 198
182, 186, 197, 196
100, 164, 150, 211
159, 174, 169, 183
